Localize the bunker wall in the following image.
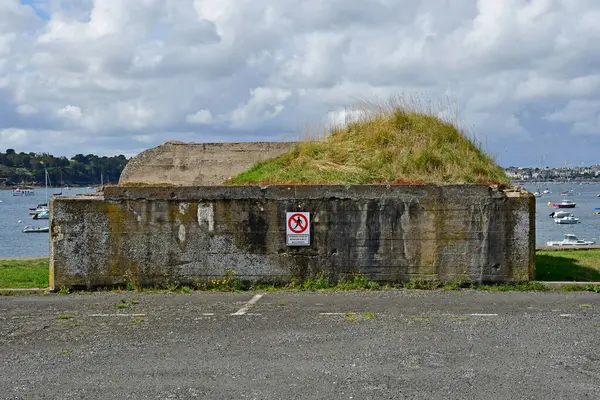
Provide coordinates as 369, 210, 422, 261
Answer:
50, 185, 534, 289
118, 141, 296, 186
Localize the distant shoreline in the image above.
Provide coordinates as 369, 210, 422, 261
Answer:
0, 185, 100, 191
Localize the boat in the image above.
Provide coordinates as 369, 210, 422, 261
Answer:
547, 234, 595, 246
32, 210, 49, 220
28, 203, 48, 215
22, 226, 49, 233
533, 191, 542, 197
595, 208, 600, 215
550, 200, 576, 208
549, 211, 573, 219
13, 188, 34, 196
554, 216, 580, 224
543, 189, 551, 194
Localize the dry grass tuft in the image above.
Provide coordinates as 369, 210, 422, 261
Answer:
226, 94, 509, 186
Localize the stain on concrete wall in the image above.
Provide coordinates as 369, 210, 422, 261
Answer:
50, 185, 534, 289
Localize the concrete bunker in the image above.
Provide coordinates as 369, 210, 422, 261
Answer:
50, 142, 534, 290
50, 103, 535, 289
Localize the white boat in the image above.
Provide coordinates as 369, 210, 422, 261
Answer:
543, 189, 551, 194
22, 226, 49, 233
554, 216, 579, 224
32, 210, 49, 220
533, 191, 542, 197
13, 188, 34, 196
546, 234, 595, 246
29, 204, 49, 215
549, 211, 574, 219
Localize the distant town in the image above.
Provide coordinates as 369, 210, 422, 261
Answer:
505, 165, 600, 182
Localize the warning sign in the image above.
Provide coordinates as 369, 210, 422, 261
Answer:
286, 212, 310, 246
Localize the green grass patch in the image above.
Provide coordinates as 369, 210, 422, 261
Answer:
363, 312, 376, 320
448, 316, 469, 321
116, 299, 128, 309
0, 258, 49, 289
409, 316, 432, 322
344, 312, 357, 322
536, 250, 600, 282
226, 95, 509, 186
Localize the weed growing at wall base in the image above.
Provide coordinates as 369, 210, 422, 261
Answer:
193, 268, 245, 292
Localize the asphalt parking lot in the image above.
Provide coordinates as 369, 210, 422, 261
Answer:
1, 290, 600, 399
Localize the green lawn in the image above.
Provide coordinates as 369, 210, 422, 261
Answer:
0, 251, 599, 289
0, 258, 49, 288
536, 250, 600, 282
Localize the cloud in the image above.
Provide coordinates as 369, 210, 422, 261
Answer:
57, 105, 83, 121
16, 104, 37, 115
225, 87, 291, 128
186, 109, 213, 124
0, 0, 599, 166
544, 100, 600, 135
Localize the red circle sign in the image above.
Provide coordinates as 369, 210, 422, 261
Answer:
288, 213, 309, 234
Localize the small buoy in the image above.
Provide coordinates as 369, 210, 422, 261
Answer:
547, 201, 552, 206
17, 220, 22, 223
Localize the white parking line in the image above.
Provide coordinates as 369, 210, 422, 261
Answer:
202, 313, 215, 316
560, 314, 572, 317
320, 313, 348, 316
231, 294, 264, 316
90, 313, 147, 317
469, 313, 498, 316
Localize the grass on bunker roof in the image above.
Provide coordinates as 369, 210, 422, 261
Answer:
226, 95, 510, 186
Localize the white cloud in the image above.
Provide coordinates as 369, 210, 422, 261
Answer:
16, 104, 38, 115
326, 108, 363, 127
57, 105, 83, 121
544, 100, 600, 135
0, 0, 599, 165
225, 87, 291, 128
186, 109, 213, 124
0, 128, 29, 148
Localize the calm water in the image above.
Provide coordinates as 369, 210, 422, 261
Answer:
0, 187, 95, 258
1, 183, 600, 257
521, 182, 600, 246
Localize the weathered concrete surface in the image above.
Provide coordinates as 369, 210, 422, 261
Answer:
1, 291, 599, 399
118, 140, 296, 186
50, 185, 534, 289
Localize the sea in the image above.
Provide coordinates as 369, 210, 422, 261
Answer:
0, 187, 95, 258
1, 183, 600, 258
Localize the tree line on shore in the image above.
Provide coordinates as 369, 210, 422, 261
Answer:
0, 149, 128, 186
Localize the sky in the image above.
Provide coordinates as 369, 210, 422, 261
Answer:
1, 0, 599, 167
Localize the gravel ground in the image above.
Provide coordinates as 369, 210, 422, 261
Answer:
1, 290, 600, 399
